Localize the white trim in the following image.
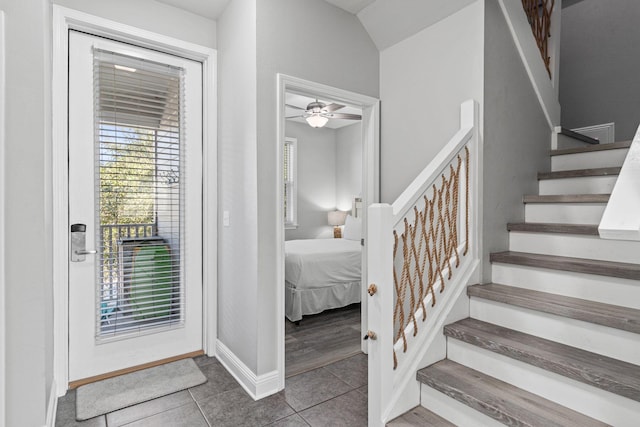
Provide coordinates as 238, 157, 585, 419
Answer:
215, 340, 280, 400
0, 11, 5, 427
276, 74, 380, 389
52, 5, 217, 396
44, 379, 58, 427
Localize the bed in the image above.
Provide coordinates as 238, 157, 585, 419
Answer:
285, 214, 362, 322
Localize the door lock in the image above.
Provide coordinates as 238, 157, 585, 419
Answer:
70, 224, 97, 262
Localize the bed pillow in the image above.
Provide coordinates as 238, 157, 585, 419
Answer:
343, 215, 361, 241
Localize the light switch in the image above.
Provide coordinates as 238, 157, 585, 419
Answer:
223, 210, 230, 227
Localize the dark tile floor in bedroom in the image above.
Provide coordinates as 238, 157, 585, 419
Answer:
56, 306, 367, 427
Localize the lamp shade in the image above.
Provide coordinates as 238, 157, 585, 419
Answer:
328, 210, 347, 226
306, 114, 328, 128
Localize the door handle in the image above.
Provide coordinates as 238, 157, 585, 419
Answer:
70, 223, 97, 262
74, 249, 97, 255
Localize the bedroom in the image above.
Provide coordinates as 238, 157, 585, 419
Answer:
283, 89, 365, 376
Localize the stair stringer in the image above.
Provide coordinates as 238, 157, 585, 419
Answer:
382, 259, 479, 423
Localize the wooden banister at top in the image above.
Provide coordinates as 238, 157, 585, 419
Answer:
522, 0, 555, 77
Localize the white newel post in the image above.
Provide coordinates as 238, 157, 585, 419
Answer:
367, 203, 395, 427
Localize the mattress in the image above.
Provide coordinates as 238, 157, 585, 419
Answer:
284, 238, 361, 289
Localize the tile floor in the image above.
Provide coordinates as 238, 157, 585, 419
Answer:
55, 353, 368, 427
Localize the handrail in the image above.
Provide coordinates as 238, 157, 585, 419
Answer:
367, 100, 481, 426
599, 127, 640, 240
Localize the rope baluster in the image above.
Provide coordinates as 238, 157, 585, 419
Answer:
392, 147, 471, 369
522, 0, 555, 77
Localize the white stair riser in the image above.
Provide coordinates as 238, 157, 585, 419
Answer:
552, 149, 628, 171
491, 264, 640, 310
525, 203, 605, 224
508, 232, 640, 264
419, 386, 505, 427
538, 175, 617, 195
469, 298, 640, 365
447, 339, 640, 427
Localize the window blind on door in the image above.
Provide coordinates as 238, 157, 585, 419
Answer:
93, 49, 185, 338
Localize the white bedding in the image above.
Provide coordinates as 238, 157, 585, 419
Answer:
285, 238, 361, 289
284, 238, 362, 321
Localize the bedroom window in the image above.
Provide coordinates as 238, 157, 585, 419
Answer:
284, 137, 297, 228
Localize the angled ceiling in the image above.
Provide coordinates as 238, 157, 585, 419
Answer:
153, 0, 478, 52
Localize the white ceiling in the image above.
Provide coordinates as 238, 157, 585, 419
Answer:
285, 92, 362, 130
154, 0, 371, 20
153, 0, 477, 61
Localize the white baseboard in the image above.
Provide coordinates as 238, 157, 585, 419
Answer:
45, 379, 58, 427
215, 340, 280, 400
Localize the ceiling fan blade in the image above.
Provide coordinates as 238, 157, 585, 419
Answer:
322, 103, 345, 113
326, 113, 362, 120
286, 115, 305, 119
285, 104, 306, 111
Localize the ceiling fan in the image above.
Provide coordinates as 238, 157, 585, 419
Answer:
286, 100, 362, 128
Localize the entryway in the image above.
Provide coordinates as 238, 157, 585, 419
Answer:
52, 6, 217, 395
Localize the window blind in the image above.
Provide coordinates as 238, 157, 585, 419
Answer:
93, 49, 185, 338
283, 138, 296, 226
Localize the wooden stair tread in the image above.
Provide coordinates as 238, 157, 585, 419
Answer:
417, 359, 608, 427
551, 140, 631, 156
507, 222, 599, 235
523, 194, 610, 203
387, 406, 455, 426
468, 283, 640, 334
538, 167, 621, 180
490, 251, 640, 280
444, 318, 640, 402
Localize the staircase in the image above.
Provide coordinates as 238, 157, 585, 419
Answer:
390, 140, 640, 426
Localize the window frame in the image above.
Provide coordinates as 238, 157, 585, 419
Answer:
283, 137, 298, 229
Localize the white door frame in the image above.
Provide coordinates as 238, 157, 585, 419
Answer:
275, 74, 380, 387
0, 10, 6, 426
52, 5, 217, 397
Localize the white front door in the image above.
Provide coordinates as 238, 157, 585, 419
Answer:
68, 31, 203, 382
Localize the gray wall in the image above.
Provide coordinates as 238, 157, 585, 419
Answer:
217, 0, 259, 372
284, 122, 337, 241
217, 0, 378, 378
560, 0, 640, 141
336, 122, 363, 212
379, 1, 484, 203
483, 0, 550, 280
255, 0, 379, 375
284, 121, 363, 241
0, 1, 53, 425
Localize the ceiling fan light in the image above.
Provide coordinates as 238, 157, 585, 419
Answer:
306, 114, 328, 128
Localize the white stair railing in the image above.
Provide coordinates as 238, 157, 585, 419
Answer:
599, 126, 640, 241
367, 100, 481, 426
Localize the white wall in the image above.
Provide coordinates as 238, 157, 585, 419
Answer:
54, 0, 217, 48
483, 0, 550, 280
0, 0, 52, 425
379, 0, 484, 202
284, 122, 336, 241
560, 0, 640, 141
336, 122, 362, 211
217, 0, 259, 372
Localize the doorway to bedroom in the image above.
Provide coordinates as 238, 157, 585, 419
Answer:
276, 75, 380, 380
